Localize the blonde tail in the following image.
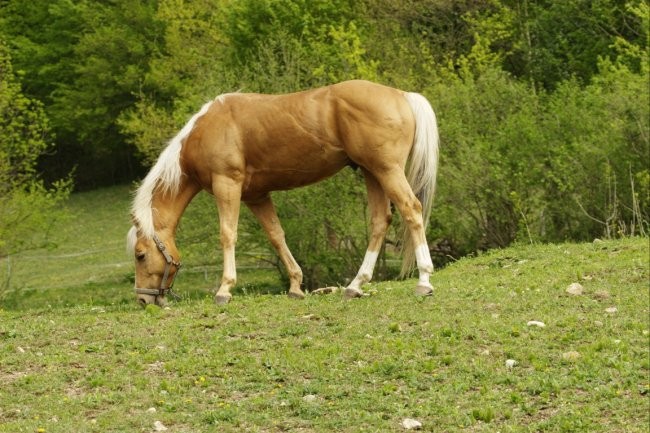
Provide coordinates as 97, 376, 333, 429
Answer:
400, 92, 439, 277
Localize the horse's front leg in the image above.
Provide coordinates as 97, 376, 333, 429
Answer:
212, 175, 242, 305
246, 196, 305, 299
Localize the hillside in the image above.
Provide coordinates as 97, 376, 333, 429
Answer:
0, 187, 647, 432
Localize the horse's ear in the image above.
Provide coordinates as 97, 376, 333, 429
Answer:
129, 215, 145, 239
126, 225, 139, 255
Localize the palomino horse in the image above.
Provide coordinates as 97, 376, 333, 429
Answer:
127, 80, 439, 306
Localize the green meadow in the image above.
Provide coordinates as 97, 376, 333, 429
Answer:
0, 187, 648, 432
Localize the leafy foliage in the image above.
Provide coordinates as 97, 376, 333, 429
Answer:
0, 0, 158, 186
428, 48, 648, 257
0, 43, 71, 256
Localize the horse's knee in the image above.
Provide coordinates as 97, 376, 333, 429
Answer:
220, 226, 238, 246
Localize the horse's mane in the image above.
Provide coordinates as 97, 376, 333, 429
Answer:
129, 100, 216, 243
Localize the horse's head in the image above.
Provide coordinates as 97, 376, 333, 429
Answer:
127, 226, 182, 307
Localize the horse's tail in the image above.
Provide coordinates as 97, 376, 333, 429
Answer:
400, 92, 439, 277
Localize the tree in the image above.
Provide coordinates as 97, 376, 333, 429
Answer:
0, 0, 160, 188
463, 0, 648, 89
0, 42, 71, 256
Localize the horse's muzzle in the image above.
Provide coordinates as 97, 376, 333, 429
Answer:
136, 292, 166, 307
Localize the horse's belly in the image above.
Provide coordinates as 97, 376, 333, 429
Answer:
241, 153, 348, 200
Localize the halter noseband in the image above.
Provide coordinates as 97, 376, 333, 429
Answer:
135, 234, 182, 299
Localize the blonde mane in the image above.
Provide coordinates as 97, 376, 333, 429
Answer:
129, 100, 215, 243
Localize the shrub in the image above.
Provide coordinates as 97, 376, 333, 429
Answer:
0, 42, 71, 257
426, 58, 648, 259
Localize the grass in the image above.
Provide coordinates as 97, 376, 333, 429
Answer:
0, 185, 278, 309
0, 187, 648, 432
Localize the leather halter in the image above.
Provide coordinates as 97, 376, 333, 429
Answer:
135, 234, 182, 299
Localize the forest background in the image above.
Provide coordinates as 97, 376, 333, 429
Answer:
0, 0, 648, 288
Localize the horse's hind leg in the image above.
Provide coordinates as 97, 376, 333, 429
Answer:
374, 167, 434, 296
345, 169, 392, 298
212, 175, 242, 305
246, 196, 305, 299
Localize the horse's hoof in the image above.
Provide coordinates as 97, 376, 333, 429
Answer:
311, 286, 339, 295
415, 284, 433, 296
344, 287, 365, 299
288, 290, 305, 300
215, 293, 232, 305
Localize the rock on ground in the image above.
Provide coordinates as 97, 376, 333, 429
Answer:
401, 418, 422, 430
527, 320, 546, 327
566, 283, 584, 296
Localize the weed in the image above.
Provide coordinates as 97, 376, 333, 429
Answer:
471, 407, 495, 423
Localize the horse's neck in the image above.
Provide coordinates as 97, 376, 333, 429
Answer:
151, 180, 200, 236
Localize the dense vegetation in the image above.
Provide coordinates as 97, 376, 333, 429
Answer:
0, 0, 648, 286
0, 43, 70, 256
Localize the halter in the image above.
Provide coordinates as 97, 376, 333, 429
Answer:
135, 234, 182, 299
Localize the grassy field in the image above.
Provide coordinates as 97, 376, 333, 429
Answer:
0, 187, 648, 432
0, 185, 278, 310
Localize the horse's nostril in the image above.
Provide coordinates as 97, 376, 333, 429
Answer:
137, 297, 147, 307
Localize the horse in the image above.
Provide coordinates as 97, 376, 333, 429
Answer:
126, 80, 439, 306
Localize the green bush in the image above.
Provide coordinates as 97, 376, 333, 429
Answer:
426, 67, 541, 256
0, 42, 71, 256
426, 57, 648, 259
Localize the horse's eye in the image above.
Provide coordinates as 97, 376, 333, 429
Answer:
135, 252, 146, 261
